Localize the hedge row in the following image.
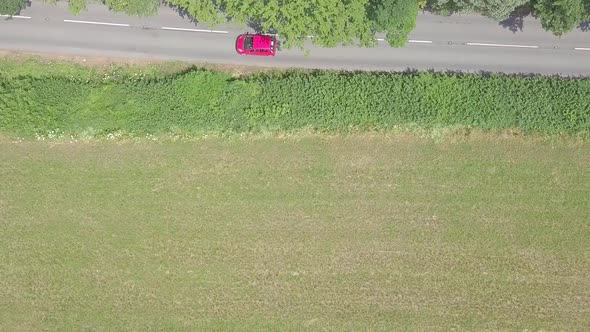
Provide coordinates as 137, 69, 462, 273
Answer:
252, 71, 590, 134
1, 68, 589, 137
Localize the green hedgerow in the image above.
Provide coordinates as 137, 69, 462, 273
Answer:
1, 66, 589, 138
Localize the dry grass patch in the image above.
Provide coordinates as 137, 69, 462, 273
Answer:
0, 50, 276, 77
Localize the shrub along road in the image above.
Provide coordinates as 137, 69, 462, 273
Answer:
1, 58, 589, 137
1, 1, 590, 75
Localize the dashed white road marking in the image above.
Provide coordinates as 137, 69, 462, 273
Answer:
64, 19, 129, 27
162, 26, 228, 34
2, 15, 586, 54
466, 42, 538, 49
0, 15, 31, 19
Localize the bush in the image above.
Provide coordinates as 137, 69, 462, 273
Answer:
1, 65, 589, 137
0, 0, 27, 15
368, 0, 419, 47
249, 71, 590, 134
103, 0, 159, 17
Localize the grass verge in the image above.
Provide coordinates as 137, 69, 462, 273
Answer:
1, 134, 589, 330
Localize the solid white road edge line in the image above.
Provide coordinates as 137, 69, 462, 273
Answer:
466, 42, 538, 49
409, 40, 433, 43
574, 47, 590, 51
162, 27, 229, 34
64, 19, 129, 27
0, 15, 31, 19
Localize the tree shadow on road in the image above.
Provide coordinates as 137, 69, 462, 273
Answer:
163, 1, 198, 24
495, 5, 590, 34
498, 6, 532, 33
245, 19, 263, 33
423, 3, 534, 34
245, 19, 283, 50
246, 19, 278, 35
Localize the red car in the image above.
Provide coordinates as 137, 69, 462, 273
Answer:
235, 34, 277, 56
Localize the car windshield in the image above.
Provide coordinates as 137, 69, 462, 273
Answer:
244, 36, 254, 50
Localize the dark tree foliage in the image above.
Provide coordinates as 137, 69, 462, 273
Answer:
163, 0, 377, 48
533, 0, 585, 36
59, 0, 158, 16
0, 0, 28, 15
368, 0, 419, 47
56, 0, 590, 47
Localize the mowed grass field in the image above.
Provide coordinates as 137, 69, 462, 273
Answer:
1, 134, 589, 330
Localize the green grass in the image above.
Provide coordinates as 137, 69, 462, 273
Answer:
1, 56, 590, 137
0, 54, 190, 79
1, 134, 589, 330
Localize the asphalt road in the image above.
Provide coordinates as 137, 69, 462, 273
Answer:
1, 1, 589, 75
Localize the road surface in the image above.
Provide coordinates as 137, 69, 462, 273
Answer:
1, 1, 589, 75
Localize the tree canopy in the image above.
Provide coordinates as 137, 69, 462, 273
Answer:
51, 0, 590, 48
533, 0, 586, 36
165, 0, 378, 48
104, 0, 159, 16
44, 0, 157, 16
0, 0, 28, 15
369, 0, 419, 47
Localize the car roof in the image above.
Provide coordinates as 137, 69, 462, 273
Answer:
252, 35, 272, 49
